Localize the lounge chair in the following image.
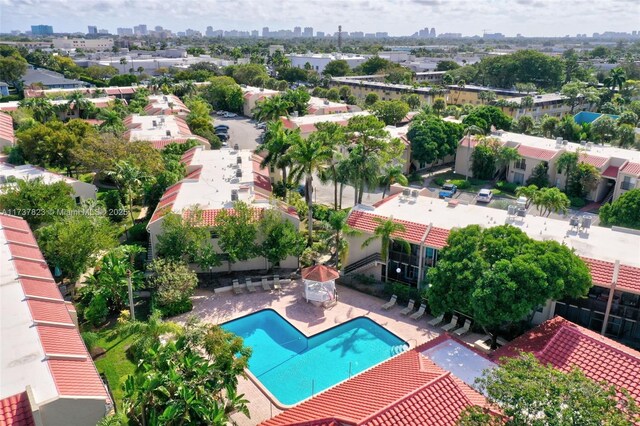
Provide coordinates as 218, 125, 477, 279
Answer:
381, 295, 397, 310
261, 277, 270, 291
232, 279, 243, 294
246, 278, 256, 293
400, 299, 415, 316
428, 313, 445, 326
441, 315, 459, 332
273, 275, 281, 292
410, 304, 426, 320
453, 319, 472, 336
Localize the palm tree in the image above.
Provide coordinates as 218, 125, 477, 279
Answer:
462, 125, 484, 180
361, 217, 410, 283
442, 74, 454, 86
288, 134, 333, 245
314, 122, 347, 210
19, 97, 56, 123
106, 161, 146, 225
496, 146, 522, 180
255, 121, 297, 184
97, 108, 125, 134
604, 67, 626, 93
119, 57, 128, 74
66, 91, 92, 119
112, 310, 183, 360
252, 96, 293, 122
379, 165, 409, 198
325, 210, 359, 268
556, 151, 579, 191
515, 184, 538, 208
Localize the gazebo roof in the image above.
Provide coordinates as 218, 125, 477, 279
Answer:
301, 264, 340, 282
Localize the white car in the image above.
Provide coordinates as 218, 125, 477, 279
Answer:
216, 110, 226, 116
476, 189, 493, 203
224, 112, 237, 118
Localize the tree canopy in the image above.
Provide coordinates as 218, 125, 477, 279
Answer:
407, 113, 464, 166
427, 225, 592, 348
0, 178, 75, 227
599, 188, 640, 230
370, 100, 410, 126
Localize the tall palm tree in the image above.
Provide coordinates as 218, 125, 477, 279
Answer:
19, 97, 56, 123
556, 151, 579, 191
379, 165, 409, 198
119, 57, 128, 74
97, 108, 126, 134
496, 146, 522, 180
605, 67, 626, 93
462, 125, 484, 180
325, 210, 359, 268
66, 91, 92, 119
255, 121, 297, 184
288, 134, 333, 245
106, 161, 146, 224
314, 122, 347, 210
252, 96, 293, 122
361, 217, 411, 283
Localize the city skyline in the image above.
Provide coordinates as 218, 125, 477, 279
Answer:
2, 0, 639, 38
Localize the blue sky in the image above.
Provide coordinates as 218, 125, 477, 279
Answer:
1, 0, 638, 37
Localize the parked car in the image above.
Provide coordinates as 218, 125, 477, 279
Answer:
215, 128, 229, 135
256, 122, 267, 129
214, 124, 229, 131
216, 110, 227, 116
217, 133, 229, 142
224, 112, 237, 118
439, 183, 458, 199
476, 189, 493, 203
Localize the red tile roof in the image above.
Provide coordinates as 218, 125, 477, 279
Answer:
185, 207, 265, 227
262, 335, 488, 426
301, 265, 340, 282
0, 214, 108, 401
149, 137, 209, 150
0, 392, 35, 426
0, 112, 15, 144
580, 257, 640, 294
347, 211, 428, 245
424, 226, 450, 249
620, 162, 640, 177
602, 165, 619, 179
492, 317, 640, 404
580, 154, 608, 169
516, 145, 557, 161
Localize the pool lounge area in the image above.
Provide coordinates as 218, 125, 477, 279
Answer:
221, 309, 407, 406
180, 281, 485, 425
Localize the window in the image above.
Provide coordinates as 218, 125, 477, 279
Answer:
209, 230, 218, 239
621, 176, 636, 191
514, 158, 526, 170
513, 172, 525, 185
75, 196, 81, 204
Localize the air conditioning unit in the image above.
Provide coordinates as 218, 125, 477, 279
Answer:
152, 120, 157, 127
236, 169, 242, 178
237, 156, 242, 164
231, 190, 238, 201
233, 143, 239, 151
166, 130, 171, 136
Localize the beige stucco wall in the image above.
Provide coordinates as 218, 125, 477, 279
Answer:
71, 181, 97, 203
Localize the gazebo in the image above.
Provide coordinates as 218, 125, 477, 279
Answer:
301, 264, 339, 307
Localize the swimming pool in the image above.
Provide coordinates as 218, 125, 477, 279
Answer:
221, 309, 407, 406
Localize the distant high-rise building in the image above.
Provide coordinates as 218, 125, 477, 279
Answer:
31, 25, 53, 35
133, 24, 147, 35
98, 29, 109, 34
117, 27, 134, 36
430, 28, 436, 37
375, 32, 388, 38
206, 26, 214, 37
338, 25, 342, 50
251, 30, 259, 37
262, 27, 269, 37
350, 31, 364, 38
303, 27, 313, 37
294, 26, 302, 37
154, 26, 163, 32
87, 25, 97, 35
316, 31, 325, 38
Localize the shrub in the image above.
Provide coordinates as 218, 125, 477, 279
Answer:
408, 172, 423, 183
127, 222, 148, 243
156, 298, 193, 317
450, 179, 471, 190
599, 189, 640, 229
147, 258, 197, 317
102, 190, 127, 222
570, 197, 587, 208
433, 176, 446, 186
312, 204, 332, 222
83, 293, 109, 326
495, 181, 519, 194
384, 281, 422, 305
81, 331, 99, 352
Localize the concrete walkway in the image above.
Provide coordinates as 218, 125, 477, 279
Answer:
178, 282, 484, 425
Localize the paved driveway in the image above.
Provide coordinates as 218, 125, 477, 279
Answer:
211, 115, 263, 150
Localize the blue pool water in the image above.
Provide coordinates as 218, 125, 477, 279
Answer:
221, 309, 407, 406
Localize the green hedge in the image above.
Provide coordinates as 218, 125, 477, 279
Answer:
384, 281, 423, 305
495, 181, 519, 194
450, 179, 471, 190
570, 197, 587, 208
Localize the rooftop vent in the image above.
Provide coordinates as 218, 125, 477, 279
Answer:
586, 142, 593, 151
236, 156, 242, 164
236, 168, 242, 178
166, 130, 171, 136
231, 189, 238, 201
233, 143, 239, 151
152, 120, 157, 127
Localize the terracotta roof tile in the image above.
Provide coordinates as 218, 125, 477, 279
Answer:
0, 392, 35, 426
424, 227, 450, 249
20, 278, 63, 300
7, 243, 45, 261
347, 211, 427, 245
12, 259, 50, 279
602, 165, 619, 178
48, 359, 108, 397
1, 228, 37, 246
37, 324, 87, 355
301, 265, 340, 282
27, 299, 74, 324
580, 154, 608, 169
580, 257, 640, 294
517, 145, 557, 161
620, 162, 640, 177
492, 317, 640, 404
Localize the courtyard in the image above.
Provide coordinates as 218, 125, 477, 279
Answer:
177, 281, 485, 425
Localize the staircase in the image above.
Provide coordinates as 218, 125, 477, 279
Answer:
601, 186, 615, 205
344, 253, 383, 275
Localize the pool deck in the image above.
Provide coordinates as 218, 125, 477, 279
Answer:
179, 281, 485, 425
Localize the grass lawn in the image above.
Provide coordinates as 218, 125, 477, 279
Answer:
94, 331, 136, 406
432, 172, 493, 193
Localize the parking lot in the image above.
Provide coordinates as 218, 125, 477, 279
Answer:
210, 115, 263, 150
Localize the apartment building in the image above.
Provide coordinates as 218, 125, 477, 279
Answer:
123, 114, 210, 149
455, 131, 640, 202
52, 38, 114, 51
242, 86, 280, 117
446, 84, 525, 106
498, 93, 590, 120
0, 164, 97, 203
343, 184, 640, 345
144, 94, 190, 116
288, 53, 366, 74
147, 146, 300, 272
330, 77, 438, 105
0, 214, 110, 425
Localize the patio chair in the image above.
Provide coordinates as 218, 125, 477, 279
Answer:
246, 278, 257, 293
453, 319, 472, 336
410, 304, 427, 320
232, 279, 243, 295
441, 315, 459, 332
273, 275, 281, 292
428, 313, 445, 326
261, 277, 270, 291
399, 299, 415, 316
381, 295, 397, 310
